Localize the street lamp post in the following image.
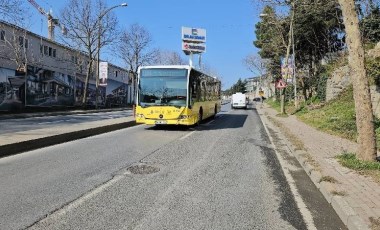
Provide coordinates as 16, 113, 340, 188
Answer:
95, 3, 127, 109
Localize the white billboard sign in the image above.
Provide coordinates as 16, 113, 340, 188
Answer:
182, 41, 206, 53
99, 62, 108, 86
182, 27, 206, 43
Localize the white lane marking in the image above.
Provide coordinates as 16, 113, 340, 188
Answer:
179, 131, 195, 140
260, 116, 317, 230
37, 120, 64, 125
37, 119, 77, 125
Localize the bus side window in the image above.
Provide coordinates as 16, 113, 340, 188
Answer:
201, 80, 206, 101
191, 80, 197, 104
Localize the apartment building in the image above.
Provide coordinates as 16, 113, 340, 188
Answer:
245, 75, 274, 99
0, 20, 131, 112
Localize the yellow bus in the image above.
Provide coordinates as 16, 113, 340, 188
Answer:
135, 65, 221, 126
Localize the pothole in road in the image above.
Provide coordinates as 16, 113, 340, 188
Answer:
127, 163, 160, 174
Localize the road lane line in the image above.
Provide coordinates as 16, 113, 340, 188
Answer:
179, 131, 195, 140
37, 120, 64, 125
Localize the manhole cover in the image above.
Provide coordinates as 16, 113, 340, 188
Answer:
127, 164, 160, 174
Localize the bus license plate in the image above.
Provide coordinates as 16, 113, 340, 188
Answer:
155, 120, 167, 125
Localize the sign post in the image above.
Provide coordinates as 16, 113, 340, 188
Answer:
99, 62, 108, 86
182, 27, 206, 68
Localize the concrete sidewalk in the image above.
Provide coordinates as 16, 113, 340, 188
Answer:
0, 115, 136, 158
0, 107, 132, 120
257, 104, 380, 230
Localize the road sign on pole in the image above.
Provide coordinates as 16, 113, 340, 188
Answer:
275, 79, 287, 89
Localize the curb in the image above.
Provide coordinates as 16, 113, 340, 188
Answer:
257, 107, 370, 230
293, 149, 369, 230
0, 108, 132, 120
0, 120, 138, 159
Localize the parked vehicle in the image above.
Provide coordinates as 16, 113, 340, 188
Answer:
231, 92, 247, 109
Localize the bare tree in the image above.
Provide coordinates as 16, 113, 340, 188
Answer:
0, 0, 31, 68
243, 54, 273, 96
59, 0, 119, 107
0, 4, 39, 72
338, 0, 377, 161
115, 23, 158, 103
0, 0, 24, 22
154, 50, 186, 65
243, 54, 268, 76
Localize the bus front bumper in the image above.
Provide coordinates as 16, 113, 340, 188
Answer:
136, 117, 196, 126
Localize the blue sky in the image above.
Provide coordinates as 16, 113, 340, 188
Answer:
26, 0, 264, 90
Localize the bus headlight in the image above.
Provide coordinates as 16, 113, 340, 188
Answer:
179, 115, 191, 119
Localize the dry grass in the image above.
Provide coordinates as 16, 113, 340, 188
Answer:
299, 152, 321, 170
319, 175, 338, 183
359, 170, 380, 184
370, 217, 380, 230
331, 190, 347, 196
267, 116, 321, 171
267, 116, 304, 151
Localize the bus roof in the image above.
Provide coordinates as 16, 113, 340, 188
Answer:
139, 65, 191, 70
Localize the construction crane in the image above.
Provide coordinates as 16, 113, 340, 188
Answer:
27, 0, 67, 41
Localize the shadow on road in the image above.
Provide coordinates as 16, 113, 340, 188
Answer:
144, 113, 248, 132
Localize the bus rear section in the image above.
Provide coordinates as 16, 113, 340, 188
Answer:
231, 93, 247, 109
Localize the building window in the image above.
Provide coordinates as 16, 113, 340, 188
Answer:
52, 49, 56, 58
48, 47, 52, 56
19, 36, 24, 47
24, 39, 28, 49
44, 45, 48, 55
40, 45, 43, 55
115, 71, 118, 78
0, 30, 5, 41
71, 55, 75, 63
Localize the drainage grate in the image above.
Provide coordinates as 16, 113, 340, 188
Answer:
127, 164, 160, 174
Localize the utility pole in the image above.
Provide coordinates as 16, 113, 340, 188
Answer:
280, 1, 295, 114
95, 3, 127, 109
291, 1, 298, 109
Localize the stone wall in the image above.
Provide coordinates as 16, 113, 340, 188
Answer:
325, 65, 351, 102
325, 47, 380, 117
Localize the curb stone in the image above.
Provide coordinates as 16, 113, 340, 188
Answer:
257, 107, 370, 230
332, 196, 357, 225
320, 181, 334, 204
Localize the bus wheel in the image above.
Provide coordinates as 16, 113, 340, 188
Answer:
197, 109, 203, 125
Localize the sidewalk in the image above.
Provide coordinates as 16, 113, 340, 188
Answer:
0, 111, 136, 158
0, 107, 132, 120
257, 104, 380, 230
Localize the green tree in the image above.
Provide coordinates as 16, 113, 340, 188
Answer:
361, 4, 380, 43
254, 5, 287, 78
226, 78, 247, 95
293, 0, 343, 100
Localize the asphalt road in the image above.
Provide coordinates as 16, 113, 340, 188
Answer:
0, 103, 346, 229
0, 110, 133, 134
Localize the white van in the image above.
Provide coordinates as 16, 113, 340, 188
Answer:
231, 93, 247, 109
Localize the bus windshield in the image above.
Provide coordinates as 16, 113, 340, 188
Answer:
138, 69, 188, 108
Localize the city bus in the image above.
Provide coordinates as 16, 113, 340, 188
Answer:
135, 65, 221, 126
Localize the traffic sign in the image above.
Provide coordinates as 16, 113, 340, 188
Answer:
275, 79, 287, 89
